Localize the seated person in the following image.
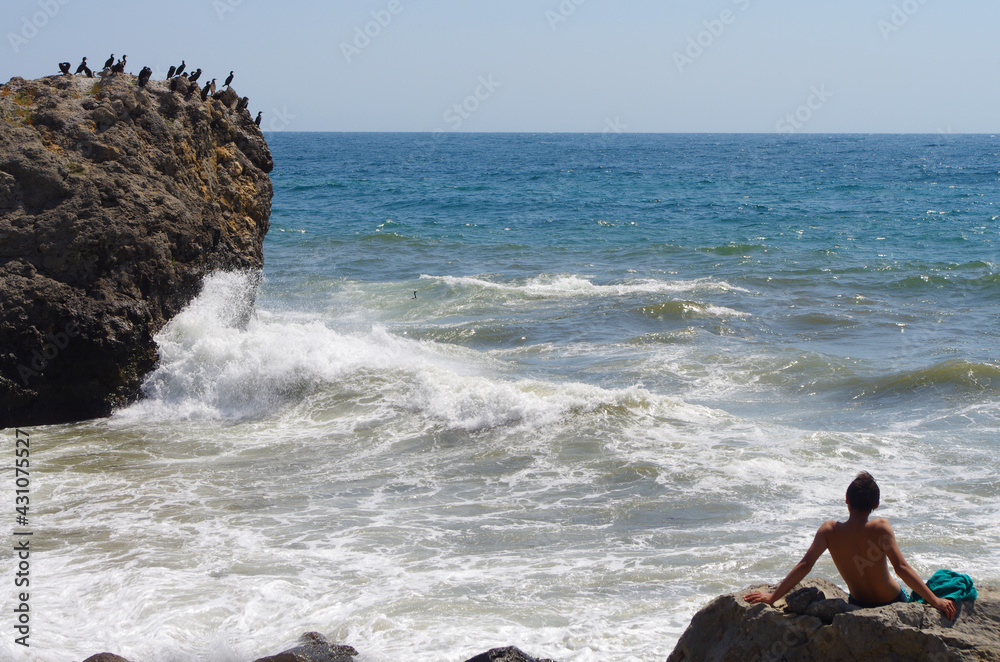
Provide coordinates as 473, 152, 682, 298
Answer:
745, 471, 956, 620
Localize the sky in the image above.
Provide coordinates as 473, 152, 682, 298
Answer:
2, 0, 999, 133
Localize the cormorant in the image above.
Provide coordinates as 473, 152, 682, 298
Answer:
84, 65, 93, 78
75, 58, 88, 74
175, 60, 186, 77
170, 76, 180, 92
236, 96, 249, 112
209, 78, 217, 94
255, 111, 262, 126
138, 66, 152, 88
58, 62, 71, 75
201, 81, 210, 101
187, 82, 199, 96
224, 71, 234, 88
188, 68, 202, 83
111, 55, 126, 74
103, 54, 114, 70
167, 65, 176, 79
411, 291, 418, 300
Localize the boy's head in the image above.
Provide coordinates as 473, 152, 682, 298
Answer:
846, 471, 880, 513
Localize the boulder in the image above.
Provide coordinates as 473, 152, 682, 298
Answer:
462, 646, 557, 662
668, 577, 1000, 661
0, 71, 272, 426
253, 631, 358, 662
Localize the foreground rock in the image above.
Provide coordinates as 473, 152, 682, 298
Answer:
462, 646, 557, 662
0, 70, 272, 427
80, 636, 558, 662
248, 635, 552, 662
253, 632, 358, 662
668, 577, 1000, 661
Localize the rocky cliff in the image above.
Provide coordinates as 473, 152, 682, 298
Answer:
668, 578, 1000, 661
0, 70, 272, 427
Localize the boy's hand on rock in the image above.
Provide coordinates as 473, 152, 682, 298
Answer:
932, 597, 957, 620
744, 591, 774, 605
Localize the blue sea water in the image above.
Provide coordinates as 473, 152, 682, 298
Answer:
264, 133, 998, 423
11, 134, 1000, 662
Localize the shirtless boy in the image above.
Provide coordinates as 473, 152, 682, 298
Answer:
745, 471, 957, 620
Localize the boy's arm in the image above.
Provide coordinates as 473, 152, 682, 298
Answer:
745, 521, 832, 606
877, 520, 957, 620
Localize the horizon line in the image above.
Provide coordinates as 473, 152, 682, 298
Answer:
261, 130, 998, 136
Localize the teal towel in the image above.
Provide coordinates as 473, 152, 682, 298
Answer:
908, 569, 977, 603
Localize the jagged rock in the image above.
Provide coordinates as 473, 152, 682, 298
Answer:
668, 577, 1000, 661
253, 631, 358, 662
463, 646, 557, 662
81, 655, 134, 662
0, 71, 272, 426
783, 584, 824, 614
214, 86, 240, 109
805, 596, 854, 624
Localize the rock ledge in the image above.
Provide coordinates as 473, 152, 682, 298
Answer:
668, 577, 1000, 661
0, 71, 272, 426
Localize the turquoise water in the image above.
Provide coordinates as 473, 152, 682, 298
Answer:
10, 134, 999, 662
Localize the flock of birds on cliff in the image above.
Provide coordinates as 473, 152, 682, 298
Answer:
57, 55, 263, 126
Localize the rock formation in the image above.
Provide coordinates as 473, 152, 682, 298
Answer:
668, 577, 1000, 661
252, 632, 358, 662
0, 70, 272, 427
248, 635, 555, 662
462, 646, 557, 662
79, 634, 557, 662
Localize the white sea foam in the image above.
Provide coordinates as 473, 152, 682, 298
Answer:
420, 273, 749, 298
118, 272, 728, 433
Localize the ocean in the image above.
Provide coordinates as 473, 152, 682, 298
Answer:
7, 133, 999, 662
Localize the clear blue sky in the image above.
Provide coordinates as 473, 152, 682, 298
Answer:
3, 0, 998, 133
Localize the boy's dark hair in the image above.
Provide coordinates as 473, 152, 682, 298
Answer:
847, 471, 880, 513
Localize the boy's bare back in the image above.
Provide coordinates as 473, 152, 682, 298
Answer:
745, 472, 956, 620
824, 516, 903, 605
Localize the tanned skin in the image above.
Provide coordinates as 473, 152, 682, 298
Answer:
745, 496, 957, 620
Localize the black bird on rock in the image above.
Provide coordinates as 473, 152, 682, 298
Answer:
111, 55, 127, 74
169, 76, 181, 92
209, 78, 217, 94
187, 81, 199, 96
138, 66, 152, 88
75, 57, 88, 74
175, 60, 186, 77
255, 111, 262, 127
167, 65, 176, 79
188, 68, 202, 83
58, 62, 71, 75
201, 81, 211, 101
236, 96, 249, 112
103, 54, 114, 70
224, 71, 234, 88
